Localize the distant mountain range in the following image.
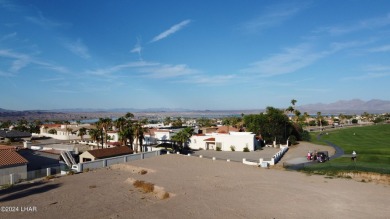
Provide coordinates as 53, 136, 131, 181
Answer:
297, 99, 390, 114
1, 99, 390, 114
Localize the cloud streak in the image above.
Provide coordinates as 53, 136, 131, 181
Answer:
63, 38, 90, 59
240, 44, 324, 77
241, 2, 309, 32
368, 44, 390, 52
130, 37, 143, 60
85, 61, 159, 76
241, 39, 374, 77
139, 64, 198, 78
150, 19, 191, 43
0, 49, 69, 75
314, 13, 390, 36
25, 10, 66, 29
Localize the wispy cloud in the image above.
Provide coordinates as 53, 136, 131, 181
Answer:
0, 32, 17, 42
130, 37, 143, 60
364, 64, 390, 72
241, 44, 325, 77
139, 64, 198, 78
342, 64, 390, 81
25, 11, 66, 29
177, 74, 236, 86
241, 39, 373, 77
342, 72, 390, 81
241, 2, 309, 33
63, 38, 90, 59
314, 13, 390, 36
86, 61, 158, 76
368, 44, 390, 52
0, 70, 14, 77
0, 49, 68, 74
0, 49, 31, 73
40, 77, 64, 82
0, 0, 20, 11
150, 19, 191, 43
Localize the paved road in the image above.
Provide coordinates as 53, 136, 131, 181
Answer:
190, 147, 280, 163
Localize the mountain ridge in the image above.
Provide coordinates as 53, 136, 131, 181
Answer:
1, 99, 390, 114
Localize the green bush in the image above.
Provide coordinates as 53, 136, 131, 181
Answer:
45, 175, 55, 180
288, 135, 297, 145
301, 130, 310, 141
216, 146, 222, 151
243, 147, 250, 152
0, 184, 13, 190
230, 145, 235, 151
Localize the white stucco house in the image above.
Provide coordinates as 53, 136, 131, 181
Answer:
189, 131, 257, 152
39, 123, 93, 140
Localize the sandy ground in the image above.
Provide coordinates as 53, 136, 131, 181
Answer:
1, 143, 389, 219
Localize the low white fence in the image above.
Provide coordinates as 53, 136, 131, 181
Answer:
177, 146, 289, 169
72, 150, 161, 172
1, 150, 162, 186
1, 166, 63, 186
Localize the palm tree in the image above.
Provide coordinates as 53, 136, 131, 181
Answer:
78, 127, 87, 141
88, 128, 101, 148
98, 117, 112, 148
303, 112, 310, 127
291, 99, 297, 107
48, 129, 57, 134
133, 122, 146, 153
294, 110, 301, 123
317, 112, 323, 129
171, 127, 193, 152
163, 117, 171, 126
125, 112, 135, 119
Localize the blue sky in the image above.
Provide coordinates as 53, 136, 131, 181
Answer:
1, 0, 390, 111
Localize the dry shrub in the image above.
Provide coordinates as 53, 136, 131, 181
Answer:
133, 180, 154, 193
161, 192, 170, 199
89, 185, 97, 189
138, 169, 148, 175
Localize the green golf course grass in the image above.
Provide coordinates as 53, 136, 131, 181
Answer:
304, 123, 390, 175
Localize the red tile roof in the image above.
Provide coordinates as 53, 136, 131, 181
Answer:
0, 149, 28, 167
217, 126, 238, 133
42, 124, 62, 128
0, 145, 17, 150
87, 146, 133, 159
204, 137, 215, 142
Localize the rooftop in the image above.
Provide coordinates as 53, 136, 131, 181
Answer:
87, 146, 133, 159
0, 148, 28, 167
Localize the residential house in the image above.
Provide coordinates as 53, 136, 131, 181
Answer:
189, 130, 257, 152
0, 130, 32, 143
40, 123, 94, 140
0, 145, 28, 185
79, 146, 133, 163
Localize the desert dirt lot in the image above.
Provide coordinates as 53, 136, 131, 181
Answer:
1, 143, 389, 219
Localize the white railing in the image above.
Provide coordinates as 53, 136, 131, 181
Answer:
71, 150, 162, 172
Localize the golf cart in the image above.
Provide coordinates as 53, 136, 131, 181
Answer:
316, 151, 330, 163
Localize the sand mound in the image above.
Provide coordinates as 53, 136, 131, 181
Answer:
111, 164, 156, 174
125, 177, 172, 200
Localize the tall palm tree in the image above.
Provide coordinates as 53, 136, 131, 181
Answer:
98, 117, 112, 148
171, 127, 193, 152
294, 110, 301, 123
291, 99, 297, 106
317, 112, 323, 128
133, 122, 146, 153
78, 127, 87, 141
88, 128, 100, 148
163, 117, 171, 126
303, 112, 310, 126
